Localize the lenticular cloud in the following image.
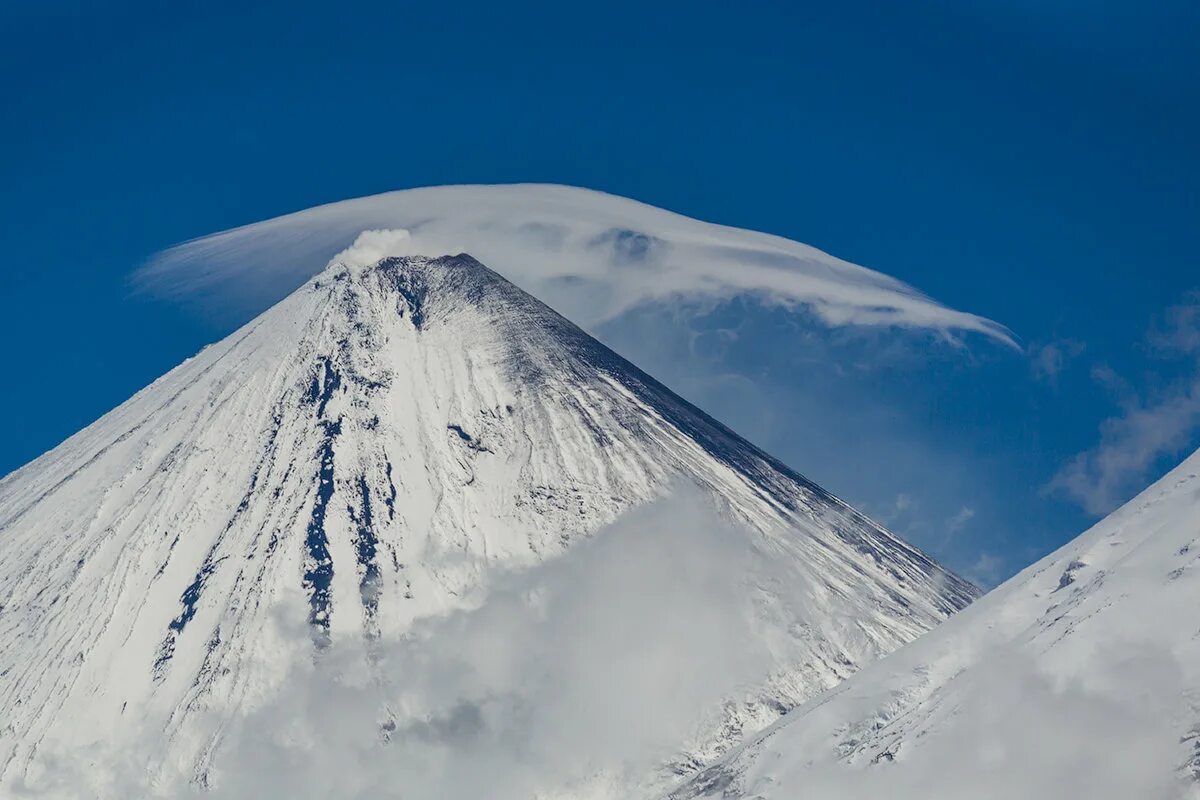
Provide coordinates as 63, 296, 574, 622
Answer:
136, 184, 1013, 343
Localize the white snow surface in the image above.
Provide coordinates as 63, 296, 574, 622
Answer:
0, 253, 977, 798
137, 183, 1013, 342
670, 448, 1200, 800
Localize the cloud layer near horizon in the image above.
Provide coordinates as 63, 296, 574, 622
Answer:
9, 492, 782, 800
136, 184, 1013, 344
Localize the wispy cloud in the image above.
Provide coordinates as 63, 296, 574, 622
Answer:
1049, 293, 1200, 515
1149, 290, 1200, 355
134, 184, 1014, 344
1030, 338, 1086, 386
946, 506, 976, 535
964, 550, 1005, 586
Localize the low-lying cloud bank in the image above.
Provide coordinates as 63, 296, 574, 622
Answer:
136, 184, 1013, 344
208, 498, 771, 800
12, 492, 783, 800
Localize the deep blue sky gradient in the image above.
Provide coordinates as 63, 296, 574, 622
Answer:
2, 1, 1197, 583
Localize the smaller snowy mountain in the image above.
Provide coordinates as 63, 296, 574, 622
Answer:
670, 448, 1200, 800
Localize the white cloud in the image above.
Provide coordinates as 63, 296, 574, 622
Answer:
1030, 338, 1085, 385
965, 550, 1004, 586
946, 506, 975, 534
1150, 290, 1200, 356
10, 490, 782, 800
1049, 386, 1200, 515
1049, 295, 1200, 516
135, 184, 1014, 344
331, 228, 413, 269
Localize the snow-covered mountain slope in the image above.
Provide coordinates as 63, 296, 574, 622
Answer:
0, 252, 976, 797
671, 448, 1200, 800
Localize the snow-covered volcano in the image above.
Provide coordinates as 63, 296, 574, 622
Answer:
0, 251, 976, 797
671, 448, 1200, 800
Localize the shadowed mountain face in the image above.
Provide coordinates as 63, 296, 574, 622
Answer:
0, 253, 976, 797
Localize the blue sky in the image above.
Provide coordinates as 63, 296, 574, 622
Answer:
1, 1, 1197, 585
